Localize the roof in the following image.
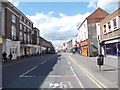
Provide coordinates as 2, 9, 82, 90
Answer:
77, 8, 110, 30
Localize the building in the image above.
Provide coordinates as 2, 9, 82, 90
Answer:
100, 8, 120, 58
77, 8, 109, 56
1, 2, 34, 59
66, 39, 73, 52
32, 27, 41, 55
39, 36, 53, 54
1, 1, 53, 60
0, 1, 6, 61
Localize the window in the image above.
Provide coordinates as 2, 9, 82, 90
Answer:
20, 15, 22, 20
24, 26, 26, 32
103, 24, 106, 33
20, 24, 22, 30
28, 35, 30, 43
19, 32, 23, 41
12, 14, 16, 23
113, 18, 117, 29
106, 43, 117, 56
27, 21, 29, 25
24, 34, 26, 43
108, 22, 111, 31
11, 25, 16, 40
37, 38, 39, 45
24, 18, 26, 23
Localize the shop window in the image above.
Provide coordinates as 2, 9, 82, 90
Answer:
113, 18, 117, 29
12, 14, 16, 23
108, 22, 111, 31
103, 24, 106, 34
106, 44, 117, 56
11, 25, 16, 40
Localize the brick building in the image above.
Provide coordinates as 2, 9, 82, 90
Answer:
1, 1, 53, 60
100, 8, 120, 58
77, 8, 109, 56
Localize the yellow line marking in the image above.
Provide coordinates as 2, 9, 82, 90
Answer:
68, 55, 108, 89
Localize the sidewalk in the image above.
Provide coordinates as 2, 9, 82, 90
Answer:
69, 53, 119, 70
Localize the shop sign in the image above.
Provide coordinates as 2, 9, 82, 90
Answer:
0, 37, 3, 44
81, 40, 88, 46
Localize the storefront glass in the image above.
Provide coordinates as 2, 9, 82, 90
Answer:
106, 43, 117, 56
118, 44, 120, 57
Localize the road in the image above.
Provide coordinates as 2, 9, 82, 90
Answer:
2, 53, 119, 89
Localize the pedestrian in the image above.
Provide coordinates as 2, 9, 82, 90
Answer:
2, 52, 7, 62
9, 53, 13, 61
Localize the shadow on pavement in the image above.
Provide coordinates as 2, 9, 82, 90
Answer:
3, 54, 61, 88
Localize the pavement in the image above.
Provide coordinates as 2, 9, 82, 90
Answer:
2, 53, 119, 89
69, 53, 119, 70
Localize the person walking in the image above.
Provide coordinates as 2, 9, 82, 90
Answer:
2, 52, 7, 62
9, 53, 13, 61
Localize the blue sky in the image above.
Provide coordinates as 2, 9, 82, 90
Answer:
17, 2, 96, 17
9, 0, 119, 46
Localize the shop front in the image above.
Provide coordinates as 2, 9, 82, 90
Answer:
81, 39, 89, 56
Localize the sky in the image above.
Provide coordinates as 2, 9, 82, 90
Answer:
8, 0, 120, 47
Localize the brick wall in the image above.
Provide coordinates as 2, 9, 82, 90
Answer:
100, 8, 120, 40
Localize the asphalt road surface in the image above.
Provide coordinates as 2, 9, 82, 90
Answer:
2, 53, 119, 89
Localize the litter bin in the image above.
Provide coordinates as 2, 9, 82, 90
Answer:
97, 55, 104, 65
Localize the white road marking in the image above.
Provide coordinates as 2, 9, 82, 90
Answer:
69, 66, 84, 88
19, 66, 38, 77
67, 61, 70, 65
20, 75, 76, 78
68, 82, 73, 88
41, 60, 47, 64
60, 82, 67, 88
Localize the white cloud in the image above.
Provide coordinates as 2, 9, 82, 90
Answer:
87, 0, 119, 11
48, 11, 54, 14
26, 12, 91, 46
59, 13, 66, 17
97, 0, 119, 10
87, 0, 97, 8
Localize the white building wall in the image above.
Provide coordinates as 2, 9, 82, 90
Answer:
78, 20, 88, 42
4, 39, 20, 60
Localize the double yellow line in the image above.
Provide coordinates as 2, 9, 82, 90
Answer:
68, 56, 108, 89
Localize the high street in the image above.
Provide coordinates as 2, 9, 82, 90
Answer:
2, 53, 119, 88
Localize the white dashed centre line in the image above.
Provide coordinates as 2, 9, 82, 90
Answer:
19, 66, 38, 77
